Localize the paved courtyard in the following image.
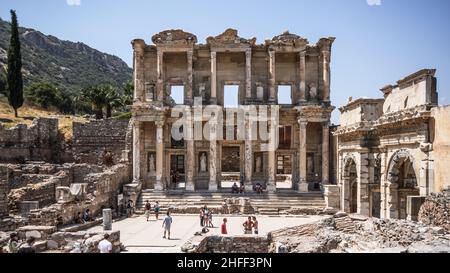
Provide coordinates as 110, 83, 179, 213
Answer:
87, 214, 325, 253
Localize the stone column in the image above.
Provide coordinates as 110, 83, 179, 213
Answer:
209, 121, 218, 191
155, 121, 165, 191
210, 51, 217, 104
298, 120, 308, 192
357, 153, 370, 216
245, 49, 252, 100
134, 47, 145, 101
102, 209, 112, 231
322, 122, 330, 185
299, 51, 307, 103
267, 120, 277, 192
156, 50, 164, 102
322, 51, 331, 102
269, 50, 276, 103
186, 117, 195, 191
132, 120, 142, 184
187, 50, 194, 105
244, 118, 253, 191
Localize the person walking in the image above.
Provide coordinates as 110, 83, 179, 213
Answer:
242, 217, 253, 235
154, 201, 160, 220
144, 200, 151, 221
252, 216, 259, 235
98, 234, 113, 253
221, 218, 228, 235
207, 211, 214, 228
162, 212, 173, 240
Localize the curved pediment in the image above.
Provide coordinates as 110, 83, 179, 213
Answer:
207, 28, 256, 47
152, 29, 197, 45
267, 31, 309, 47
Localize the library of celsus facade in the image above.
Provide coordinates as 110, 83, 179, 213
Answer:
130, 29, 335, 193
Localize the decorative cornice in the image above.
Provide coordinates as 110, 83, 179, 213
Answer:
152, 29, 197, 46
266, 30, 309, 48
207, 28, 256, 47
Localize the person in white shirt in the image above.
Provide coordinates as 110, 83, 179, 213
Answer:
98, 234, 113, 253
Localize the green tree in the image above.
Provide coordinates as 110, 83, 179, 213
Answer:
6, 10, 24, 117
25, 82, 60, 109
102, 85, 121, 118
79, 86, 108, 119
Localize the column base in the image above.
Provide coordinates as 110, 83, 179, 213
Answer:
209, 98, 218, 105
208, 183, 218, 192
267, 183, 277, 193
298, 183, 309, 193
185, 182, 195, 192
154, 180, 164, 191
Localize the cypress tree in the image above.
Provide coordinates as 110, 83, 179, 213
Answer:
7, 10, 24, 118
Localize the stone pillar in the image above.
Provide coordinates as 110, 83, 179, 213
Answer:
209, 121, 218, 191
357, 153, 370, 216
133, 46, 145, 101
132, 120, 142, 184
245, 49, 252, 100
267, 120, 277, 193
187, 50, 194, 105
298, 121, 308, 192
186, 117, 195, 191
155, 121, 165, 191
102, 209, 112, 231
379, 152, 388, 219
269, 50, 276, 103
210, 51, 217, 104
322, 123, 330, 185
157, 50, 164, 102
386, 182, 399, 219
299, 51, 306, 103
322, 51, 331, 102
244, 118, 253, 191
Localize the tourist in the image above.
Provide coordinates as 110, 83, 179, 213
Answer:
252, 216, 259, 235
98, 234, 113, 253
154, 201, 160, 220
221, 218, 228, 235
231, 183, 239, 194
75, 212, 85, 224
203, 206, 209, 226
162, 212, 173, 240
17, 237, 36, 253
83, 209, 92, 222
242, 217, 253, 235
144, 200, 151, 221
7, 233, 19, 253
207, 210, 214, 228
199, 207, 205, 226
126, 200, 134, 217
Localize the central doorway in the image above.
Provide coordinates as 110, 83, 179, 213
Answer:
170, 155, 186, 189
221, 146, 241, 188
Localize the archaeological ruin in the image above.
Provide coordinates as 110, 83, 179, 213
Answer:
0, 28, 449, 253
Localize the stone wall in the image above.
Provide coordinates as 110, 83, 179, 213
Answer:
72, 119, 130, 165
195, 235, 269, 253
431, 105, 450, 192
0, 165, 8, 217
0, 118, 59, 163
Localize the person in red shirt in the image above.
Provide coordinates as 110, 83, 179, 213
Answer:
221, 218, 228, 235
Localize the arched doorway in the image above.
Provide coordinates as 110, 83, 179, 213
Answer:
387, 150, 420, 219
343, 157, 358, 213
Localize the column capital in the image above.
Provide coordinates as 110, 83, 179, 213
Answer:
322, 50, 331, 61
298, 119, 308, 126
211, 51, 217, 58
300, 50, 307, 58
155, 121, 165, 128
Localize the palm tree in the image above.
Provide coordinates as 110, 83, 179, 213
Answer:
79, 86, 108, 119
102, 85, 121, 118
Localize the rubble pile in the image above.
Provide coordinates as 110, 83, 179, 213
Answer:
419, 189, 450, 232
269, 213, 450, 253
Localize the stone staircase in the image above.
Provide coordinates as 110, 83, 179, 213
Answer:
135, 190, 326, 216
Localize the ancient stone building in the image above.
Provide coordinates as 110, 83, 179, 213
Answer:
335, 69, 450, 220
130, 29, 335, 193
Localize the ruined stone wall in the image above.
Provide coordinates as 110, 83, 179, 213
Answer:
0, 165, 8, 217
0, 118, 59, 163
72, 119, 130, 165
431, 105, 450, 192
195, 235, 269, 253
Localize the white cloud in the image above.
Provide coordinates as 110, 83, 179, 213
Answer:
367, 0, 382, 6
67, 0, 81, 6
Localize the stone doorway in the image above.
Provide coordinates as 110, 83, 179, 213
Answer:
343, 157, 358, 213
170, 155, 186, 190
221, 146, 241, 188
276, 154, 293, 189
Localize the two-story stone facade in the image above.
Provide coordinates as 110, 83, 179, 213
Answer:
130, 29, 335, 193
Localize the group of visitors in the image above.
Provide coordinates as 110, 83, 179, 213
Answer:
74, 209, 94, 224
199, 206, 214, 228
242, 216, 259, 235
253, 183, 265, 194
144, 200, 160, 221
231, 182, 245, 194
3, 233, 36, 253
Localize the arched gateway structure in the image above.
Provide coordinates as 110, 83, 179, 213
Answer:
334, 69, 441, 220
130, 29, 336, 194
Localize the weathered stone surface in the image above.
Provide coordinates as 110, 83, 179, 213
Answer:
418, 190, 450, 232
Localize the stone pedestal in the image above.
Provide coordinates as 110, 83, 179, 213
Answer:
103, 209, 112, 231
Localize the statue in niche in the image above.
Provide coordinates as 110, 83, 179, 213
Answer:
149, 154, 155, 174
255, 156, 262, 173
200, 153, 207, 172
308, 83, 318, 100
256, 86, 264, 100
198, 83, 206, 98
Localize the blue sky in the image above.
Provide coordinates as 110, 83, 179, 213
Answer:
1, 0, 449, 124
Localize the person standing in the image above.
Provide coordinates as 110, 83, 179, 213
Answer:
162, 212, 173, 240
7, 233, 19, 253
199, 207, 205, 227
242, 217, 253, 235
154, 201, 160, 220
221, 218, 228, 235
207, 211, 214, 228
98, 234, 113, 253
252, 216, 259, 235
144, 200, 151, 221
